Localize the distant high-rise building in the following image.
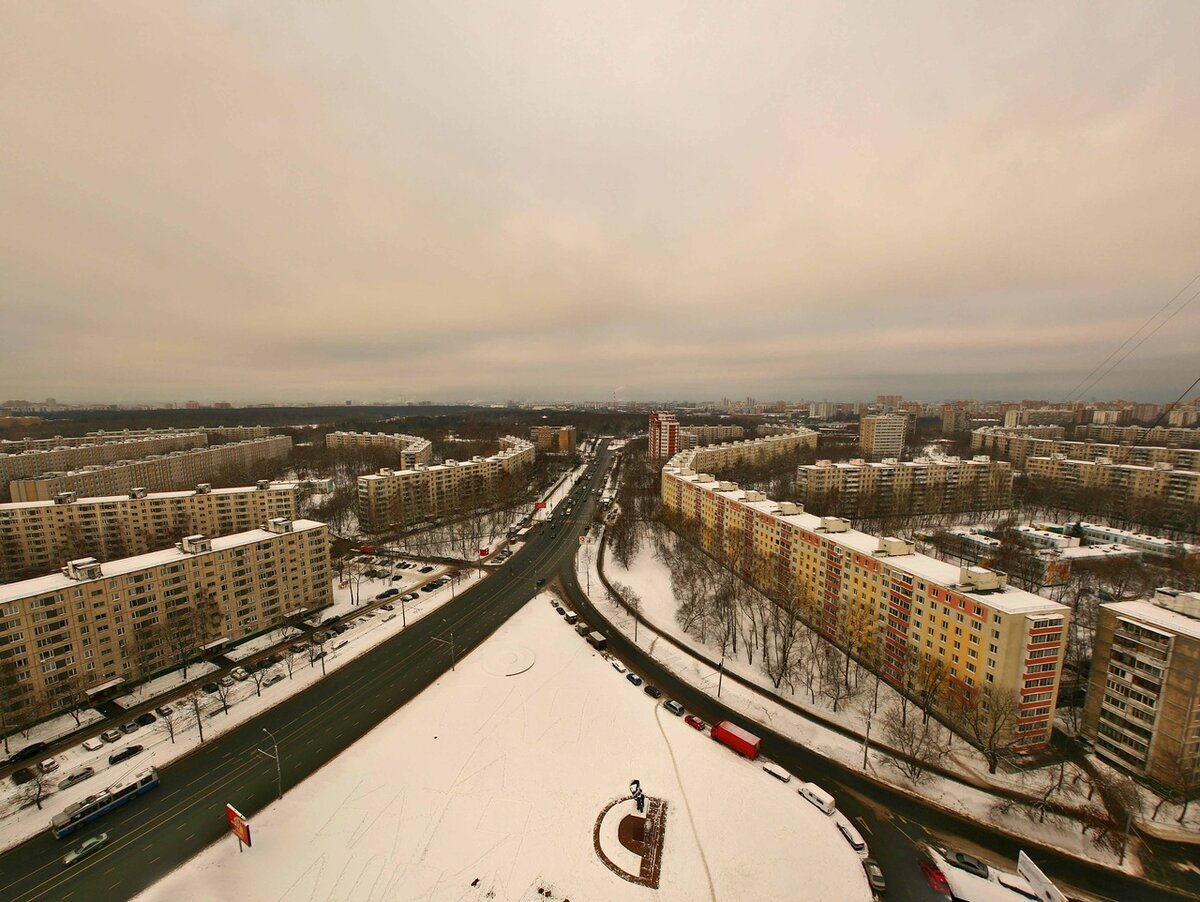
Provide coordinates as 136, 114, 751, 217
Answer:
859, 414, 907, 461
649, 412, 680, 461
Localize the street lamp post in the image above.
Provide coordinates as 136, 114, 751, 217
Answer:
717, 657, 724, 698
260, 727, 282, 800
432, 631, 456, 671
861, 712, 872, 770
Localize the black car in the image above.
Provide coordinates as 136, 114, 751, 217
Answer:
10, 767, 34, 785
8, 741, 48, 764
108, 745, 143, 765
419, 566, 434, 573
135, 712, 157, 727
202, 682, 220, 694
643, 685, 663, 699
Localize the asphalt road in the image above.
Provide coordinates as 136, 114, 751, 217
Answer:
0, 450, 613, 901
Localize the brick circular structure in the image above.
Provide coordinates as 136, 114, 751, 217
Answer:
593, 796, 668, 889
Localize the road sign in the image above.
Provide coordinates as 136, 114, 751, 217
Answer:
226, 803, 251, 848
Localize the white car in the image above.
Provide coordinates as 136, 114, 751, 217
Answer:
38, 758, 60, 774
611, 661, 627, 674
231, 667, 249, 681
81, 737, 105, 753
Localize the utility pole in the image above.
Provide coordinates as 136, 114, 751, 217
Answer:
861, 712, 871, 770
432, 631, 455, 671
259, 728, 282, 800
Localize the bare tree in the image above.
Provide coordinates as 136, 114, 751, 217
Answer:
248, 663, 272, 698
159, 708, 179, 745
881, 705, 949, 784
16, 767, 54, 811
954, 684, 1019, 774
211, 679, 234, 716
183, 688, 208, 744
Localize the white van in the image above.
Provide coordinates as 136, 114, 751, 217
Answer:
833, 811, 869, 857
797, 781, 836, 815
761, 762, 792, 783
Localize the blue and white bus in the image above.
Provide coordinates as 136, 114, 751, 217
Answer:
50, 766, 160, 839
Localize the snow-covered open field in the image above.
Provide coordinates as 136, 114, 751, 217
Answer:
137, 596, 872, 902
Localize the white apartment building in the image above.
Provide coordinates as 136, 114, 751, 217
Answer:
324, 431, 433, 469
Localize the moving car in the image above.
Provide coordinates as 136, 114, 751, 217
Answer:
611, 661, 627, 674
62, 832, 109, 867
8, 741, 48, 763
108, 744, 143, 765
684, 715, 706, 731
944, 850, 989, 879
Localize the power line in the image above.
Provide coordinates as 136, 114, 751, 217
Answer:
1131, 369, 1200, 449
1061, 271, 1200, 403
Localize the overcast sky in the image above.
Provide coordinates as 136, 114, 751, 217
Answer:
2, 3, 1198, 405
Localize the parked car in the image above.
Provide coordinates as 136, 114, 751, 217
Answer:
62, 832, 109, 867
231, 667, 250, 681
626, 673, 643, 687
643, 685, 663, 699
375, 588, 399, 600
263, 671, 285, 687
101, 729, 123, 743
381, 603, 395, 611
944, 850, 989, 879
663, 700, 685, 716
862, 859, 886, 894
155, 704, 173, 717
10, 767, 34, 785
119, 721, 139, 735
8, 741, 48, 763
684, 715, 706, 731
421, 584, 436, 593
555, 606, 566, 616
81, 737, 106, 752
419, 566, 434, 573
289, 642, 309, 654
219, 676, 235, 688
611, 661, 627, 674
108, 744, 144, 765
135, 712, 157, 727
57, 766, 95, 791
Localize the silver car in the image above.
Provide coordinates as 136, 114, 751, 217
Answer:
62, 832, 109, 866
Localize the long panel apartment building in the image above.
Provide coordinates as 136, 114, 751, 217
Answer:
325, 431, 433, 469
795, 455, 1013, 519
7, 437, 293, 503
1083, 589, 1200, 784
0, 481, 302, 582
662, 436, 1068, 751
0, 432, 209, 499
0, 518, 331, 721
972, 426, 1200, 470
1025, 456, 1200, 520
357, 436, 535, 532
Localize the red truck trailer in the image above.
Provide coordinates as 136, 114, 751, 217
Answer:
711, 721, 761, 760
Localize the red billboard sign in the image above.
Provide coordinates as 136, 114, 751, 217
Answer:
534, 501, 547, 509
226, 803, 251, 847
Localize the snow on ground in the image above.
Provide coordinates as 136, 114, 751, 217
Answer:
581, 532, 1127, 870
113, 663, 221, 709
1, 708, 105, 757
137, 597, 872, 902
0, 566, 479, 854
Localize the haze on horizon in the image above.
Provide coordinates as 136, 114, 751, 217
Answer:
2, 2, 1198, 405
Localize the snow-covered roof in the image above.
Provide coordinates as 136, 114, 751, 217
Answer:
0, 482, 301, 511
1103, 599, 1200, 641
0, 519, 327, 604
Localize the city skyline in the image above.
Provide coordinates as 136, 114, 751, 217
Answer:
3, 3, 1199, 402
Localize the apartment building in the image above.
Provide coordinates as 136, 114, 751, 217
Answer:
682, 424, 745, 445
1083, 589, 1200, 784
0, 518, 331, 721
357, 436, 535, 532
529, 425, 578, 454
859, 414, 907, 461
972, 427, 1200, 471
662, 437, 1068, 751
7, 437, 293, 503
0, 482, 302, 582
795, 456, 1013, 519
200, 425, 274, 443
324, 431, 433, 469
1024, 456, 1200, 520
1003, 408, 1078, 428
649, 412, 680, 462
1080, 424, 1200, 446
0, 432, 209, 500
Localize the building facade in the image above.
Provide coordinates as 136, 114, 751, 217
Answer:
661, 436, 1068, 752
648, 412, 680, 462
1024, 456, 1200, 521
357, 436, 535, 532
529, 425, 578, 454
0, 482, 302, 582
7, 437, 293, 503
324, 431, 433, 469
0, 518, 331, 721
795, 456, 1013, 519
859, 414, 907, 461
0, 432, 210, 500
1083, 590, 1200, 784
